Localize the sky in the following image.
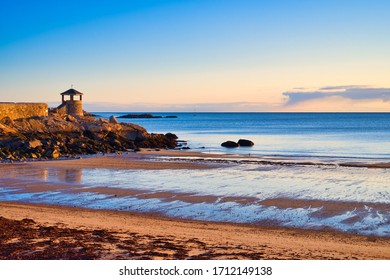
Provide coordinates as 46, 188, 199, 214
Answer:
1, 0, 390, 112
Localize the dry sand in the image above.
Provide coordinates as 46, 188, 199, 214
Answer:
1, 150, 390, 260
1, 202, 390, 260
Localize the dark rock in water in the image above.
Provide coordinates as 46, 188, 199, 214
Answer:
221, 141, 239, 148
238, 139, 254, 147
165, 116, 178, 118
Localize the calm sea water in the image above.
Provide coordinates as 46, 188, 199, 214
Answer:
96, 112, 390, 159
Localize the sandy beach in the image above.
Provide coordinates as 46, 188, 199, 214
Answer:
1, 150, 390, 260
2, 202, 390, 260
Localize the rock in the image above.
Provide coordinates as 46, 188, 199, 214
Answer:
109, 116, 119, 124
0, 123, 18, 134
238, 139, 254, 147
221, 141, 239, 148
83, 111, 98, 117
66, 115, 77, 122
28, 139, 42, 149
165, 133, 178, 140
44, 149, 60, 159
1, 116, 14, 126
82, 122, 103, 133
0, 138, 25, 150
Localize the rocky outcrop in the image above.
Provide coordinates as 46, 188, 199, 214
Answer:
0, 115, 178, 161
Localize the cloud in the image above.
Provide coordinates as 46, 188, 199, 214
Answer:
318, 85, 369, 91
283, 86, 390, 106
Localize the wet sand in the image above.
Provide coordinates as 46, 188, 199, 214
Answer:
1, 150, 390, 259
1, 202, 390, 260
23, 151, 219, 170
4, 149, 389, 170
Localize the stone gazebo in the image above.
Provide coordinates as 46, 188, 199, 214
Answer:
56, 88, 84, 116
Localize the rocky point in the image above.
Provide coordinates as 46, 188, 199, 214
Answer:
0, 114, 179, 161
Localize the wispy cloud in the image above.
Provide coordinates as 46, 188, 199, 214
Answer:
283, 86, 390, 106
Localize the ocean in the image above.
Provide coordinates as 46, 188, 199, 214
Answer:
96, 112, 390, 159
1, 112, 390, 236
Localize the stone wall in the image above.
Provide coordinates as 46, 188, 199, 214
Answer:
56, 103, 67, 115
0, 103, 48, 120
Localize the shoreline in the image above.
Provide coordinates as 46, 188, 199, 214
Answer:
1, 149, 390, 259
1, 201, 390, 260
2, 148, 390, 169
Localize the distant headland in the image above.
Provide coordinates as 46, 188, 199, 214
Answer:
118, 113, 177, 119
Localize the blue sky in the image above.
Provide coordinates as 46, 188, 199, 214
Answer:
1, 0, 390, 111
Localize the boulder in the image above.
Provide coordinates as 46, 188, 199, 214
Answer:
221, 141, 239, 148
165, 132, 178, 140
45, 149, 60, 159
109, 116, 119, 124
237, 139, 254, 147
28, 139, 42, 149
66, 115, 77, 122
0, 123, 18, 134
1, 117, 14, 126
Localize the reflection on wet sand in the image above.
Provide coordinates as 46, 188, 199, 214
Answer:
55, 169, 83, 184
0, 164, 82, 184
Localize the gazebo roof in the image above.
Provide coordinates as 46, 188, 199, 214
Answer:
60, 88, 84, 96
